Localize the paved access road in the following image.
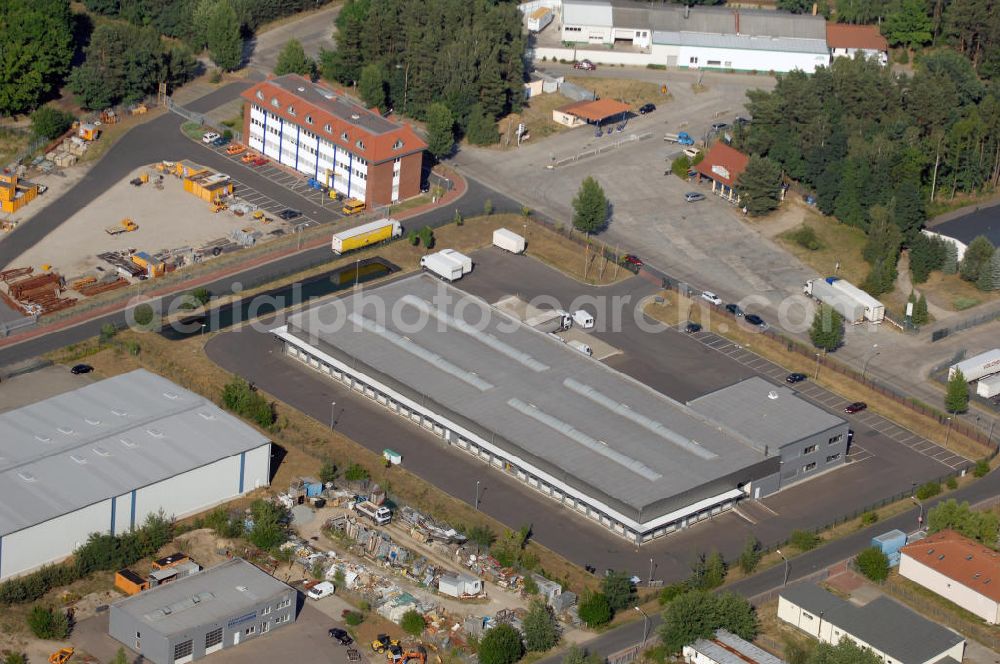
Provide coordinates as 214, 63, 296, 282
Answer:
205, 249, 959, 578
536, 466, 1000, 664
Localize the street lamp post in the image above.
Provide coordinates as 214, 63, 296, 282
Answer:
776, 549, 789, 587
634, 607, 649, 648
814, 353, 821, 379
911, 496, 924, 527
648, 557, 654, 586
862, 344, 879, 381
475, 480, 480, 510
330, 401, 336, 430
945, 416, 954, 449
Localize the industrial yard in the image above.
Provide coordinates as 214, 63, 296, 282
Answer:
3, 162, 294, 303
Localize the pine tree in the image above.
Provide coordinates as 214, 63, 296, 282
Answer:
913, 293, 930, 325
206, 0, 242, 71
358, 63, 387, 110
425, 102, 454, 159
736, 156, 783, 216
572, 177, 609, 235
810, 305, 844, 352
943, 240, 959, 274
960, 235, 994, 282
274, 39, 313, 77
946, 369, 970, 414
987, 250, 1000, 291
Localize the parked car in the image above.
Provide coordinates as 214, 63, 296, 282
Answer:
329, 628, 353, 646
278, 209, 302, 220
844, 401, 868, 414
201, 131, 220, 144
621, 254, 644, 267
710, 122, 728, 132
700, 291, 722, 306
684, 192, 706, 203
786, 373, 807, 384
684, 322, 702, 333
211, 136, 230, 147
734, 116, 751, 126
251, 157, 268, 166
70, 364, 93, 375
573, 59, 596, 70
744, 313, 767, 329
683, 147, 701, 159
725, 303, 744, 317
638, 103, 656, 115
307, 581, 336, 600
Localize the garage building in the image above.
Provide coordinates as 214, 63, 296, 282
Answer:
0, 370, 271, 580
109, 558, 296, 664
241, 74, 427, 208
273, 275, 847, 543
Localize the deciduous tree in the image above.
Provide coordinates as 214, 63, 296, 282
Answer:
205, 0, 242, 71
601, 570, 635, 611
960, 235, 994, 283
809, 305, 844, 352
275, 39, 313, 77
659, 591, 756, 653
929, 499, 999, 544
425, 102, 455, 159
522, 599, 559, 651
736, 156, 783, 216
358, 63, 387, 110
478, 623, 524, 664
0, 0, 74, 115
577, 591, 612, 628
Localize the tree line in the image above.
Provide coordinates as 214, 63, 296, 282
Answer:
735, 51, 1000, 293
321, 0, 526, 155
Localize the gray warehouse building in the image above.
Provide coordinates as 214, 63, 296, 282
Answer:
274, 275, 848, 543
0, 370, 272, 580
110, 558, 297, 664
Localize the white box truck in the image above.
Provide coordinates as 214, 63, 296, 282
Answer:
438, 248, 472, 274
977, 374, 1000, 398
354, 500, 392, 526
527, 309, 572, 334
803, 278, 865, 324
572, 309, 594, 328
527, 6, 553, 32
828, 278, 885, 323
493, 228, 526, 254
421, 253, 464, 281
568, 340, 593, 356
950, 349, 1000, 381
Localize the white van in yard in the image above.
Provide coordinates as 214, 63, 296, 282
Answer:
307, 581, 336, 600
572, 310, 594, 329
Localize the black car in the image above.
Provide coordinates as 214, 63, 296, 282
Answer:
734, 116, 751, 126
786, 373, 807, 384
711, 122, 729, 131
684, 322, 702, 334
844, 401, 868, 414
329, 628, 353, 646
70, 364, 93, 375
724, 303, 744, 317
278, 209, 302, 220
638, 103, 656, 115
744, 314, 767, 329
211, 136, 230, 147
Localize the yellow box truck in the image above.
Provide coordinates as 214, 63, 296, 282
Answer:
331, 218, 402, 254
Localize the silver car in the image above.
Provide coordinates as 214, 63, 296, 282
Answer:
685, 192, 706, 202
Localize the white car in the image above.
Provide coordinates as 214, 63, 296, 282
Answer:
701, 291, 722, 306
307, 581, 335, 600
201, 131, 221, 144
683, 147, 701, 159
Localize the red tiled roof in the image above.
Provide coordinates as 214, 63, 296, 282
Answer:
242, 75, 427, 164
694, 143, 749, 187
901, 530, 1000, 603
826, 23, 888, 51
557, 98, 632, 122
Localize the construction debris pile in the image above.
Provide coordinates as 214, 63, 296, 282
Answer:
114, 552, 202, 596
0, 267, 75, 315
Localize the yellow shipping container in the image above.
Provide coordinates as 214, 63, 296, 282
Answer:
331, 218, 402, 254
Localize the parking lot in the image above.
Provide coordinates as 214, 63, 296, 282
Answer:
205, 248, 960, 577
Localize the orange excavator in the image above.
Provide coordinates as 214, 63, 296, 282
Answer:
49, 647, 73, 664
387, 645, 427, 664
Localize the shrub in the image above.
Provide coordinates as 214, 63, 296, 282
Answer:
344, 610, 364, 626
132, 303, 155, 327
788, 225, 822, 251
861, 511, 878, 526
915, 481, 941, 500
99, 323, 118, 343
577, 591, 612, 628
855, 547, 889, 583
789, 530, 820, 551
484, 199, 494, 216
30, 106, 75, 140
946, 476, 958, 490
973, 459, 990, 478
523, 575, 539, 595
401, 609, 425, 636
344, 463, 370, 482
210, 69, 223, 83
27, 606, 70, 639
658, 582, 687, 606
221, 377, 275, 429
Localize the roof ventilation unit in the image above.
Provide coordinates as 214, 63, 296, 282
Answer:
163, 392, 179, 400
71, 455, 88, 465
34, 434, 51, 443
93, 446, 111, 457
767, 391, 778, 400
351, 113, 360, 121
18, 472, 36, 482
57, 426, 74, 435
111, 409, 128, 417
120, 438, 137, 448
85, 418, 102, 426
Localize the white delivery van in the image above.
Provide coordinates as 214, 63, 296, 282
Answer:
572, 310, 594, 329
568, 340, 593, 356
307, 581, 336, 600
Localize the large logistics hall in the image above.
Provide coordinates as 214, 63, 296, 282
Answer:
0, 370, 272, 580
274, 275, 848, 543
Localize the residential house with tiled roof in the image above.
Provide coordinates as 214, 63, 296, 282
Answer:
826, 23, 888, 65
900, 529, 1000, 624
241, 74, 427, 208
693, 142, 750, 205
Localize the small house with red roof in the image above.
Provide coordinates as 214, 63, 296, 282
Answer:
241, 74, 427, 208
900, 529, 1000, 624
827, 23, 889, 66
693, 142, 750, 205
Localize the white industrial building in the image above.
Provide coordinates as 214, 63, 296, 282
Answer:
0, 370, 271, 581
548, 0, 830, 73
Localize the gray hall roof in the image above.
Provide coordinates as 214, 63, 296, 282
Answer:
652, 31, 830, 55
781, 584, 964, 663
688, 377, 847, 449
269, 74, 399, 136
112, 558, 293, 636
283, 275, 775, 522
0, 369, 270, 537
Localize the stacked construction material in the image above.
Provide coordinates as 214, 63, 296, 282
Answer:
6, 271, 75, 315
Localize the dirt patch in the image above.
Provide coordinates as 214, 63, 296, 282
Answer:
493, 93, 575, 147
565, 77, 663, 108
776, 214, 868, 284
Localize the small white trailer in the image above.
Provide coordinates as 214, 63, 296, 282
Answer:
438, 248, 473, 274
493, 228, 526, 254
527, 7, 553, 32
977, 374, 1000, 398
420, 253, 464, 281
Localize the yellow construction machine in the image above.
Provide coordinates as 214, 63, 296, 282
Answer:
49, 647, 73, 664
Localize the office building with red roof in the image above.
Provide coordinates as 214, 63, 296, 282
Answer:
241, 75, 427, 208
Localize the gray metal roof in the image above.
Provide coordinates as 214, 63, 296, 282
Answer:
112, 558, 293, 636
563, 0, 613, 27
284, 275, 775, 522
0, 369, 270, 537
652, 30, 829, 55
781, 585, 964, 663
270, 74, 398, 136
689, 629, 786, 664
688, 377, 846, 450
